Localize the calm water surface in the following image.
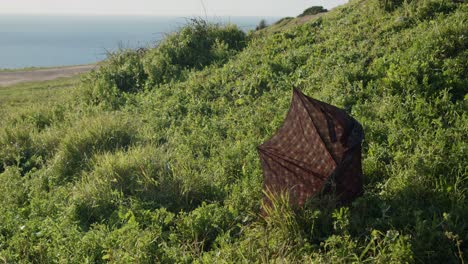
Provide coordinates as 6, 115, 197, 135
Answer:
0, 15, 278, 69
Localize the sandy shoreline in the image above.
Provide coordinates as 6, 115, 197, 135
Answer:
0, 64, 97, 87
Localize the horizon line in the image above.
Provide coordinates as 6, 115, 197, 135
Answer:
0, 12, 284, 18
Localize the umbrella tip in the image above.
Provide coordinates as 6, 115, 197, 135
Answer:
292, 87, 305, 97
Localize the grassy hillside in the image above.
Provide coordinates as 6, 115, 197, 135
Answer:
0, 0, 467, 262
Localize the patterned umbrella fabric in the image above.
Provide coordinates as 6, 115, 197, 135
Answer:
258, 88, 364, 207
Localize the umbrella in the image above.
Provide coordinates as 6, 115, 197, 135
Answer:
258, 88, 364, 207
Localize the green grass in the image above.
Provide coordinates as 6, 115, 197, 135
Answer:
0, 66, 50, 72
0, 0, 467, 262
0, 77, 79, 106
0, 63, 96, 72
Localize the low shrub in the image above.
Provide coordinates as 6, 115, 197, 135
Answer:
72, 145, 185, 228
50, 113, 140, 183
0, 121, 56, 174
143, 19, 247, 86
298, 6, 328, 17
80, 49, 147, 108
255, 19, 268, 30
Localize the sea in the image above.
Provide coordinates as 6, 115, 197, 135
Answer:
0, 15, 279, 69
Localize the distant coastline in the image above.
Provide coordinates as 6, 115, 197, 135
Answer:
0, 64, 97, 86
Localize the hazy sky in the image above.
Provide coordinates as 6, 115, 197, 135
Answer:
0, 0, 348, 16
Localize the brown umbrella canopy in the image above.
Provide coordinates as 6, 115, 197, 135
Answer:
258, 88, 364, 207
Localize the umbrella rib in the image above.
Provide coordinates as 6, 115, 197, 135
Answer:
294, 89, 337, 165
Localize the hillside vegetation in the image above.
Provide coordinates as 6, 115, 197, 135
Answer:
0, 0, 467, 262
